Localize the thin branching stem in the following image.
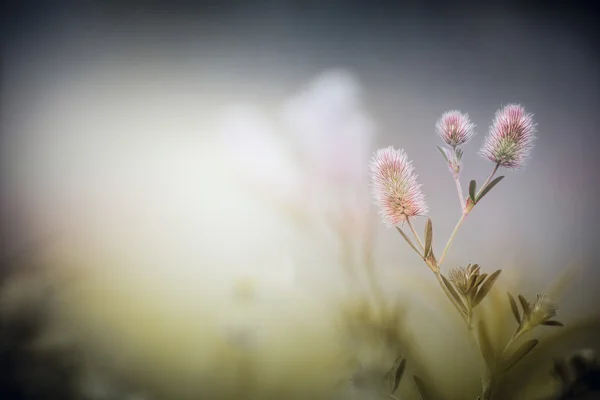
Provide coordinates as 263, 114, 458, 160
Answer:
438, 212, 468, 267
453, 171, 465, 211
438, 162, 501, 268
484, 320, 529, 399
406, 218, 424, 250
477, 162, 500, 198
502, 327, 527, 355
452, 147, 465, 210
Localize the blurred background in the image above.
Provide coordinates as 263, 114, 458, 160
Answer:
0, 1, 599, 399
2, 0, 598, 304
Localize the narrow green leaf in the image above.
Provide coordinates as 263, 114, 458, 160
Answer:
424, 218, 433, 258
387, 357, 406, 393
396, 226, 422, 257
473, 273, 488, 292
440, 274, 468, 315
436, 145, 450, 164
504, 339, 538, 371
478, 320, 496, 371
467, 273, 479, 293
542, 320, 564, 327
469, 180, 477, 202
518, 295, 531, 319
473, 270, 502, 307
507, 293, 521, 323
476, 176, 505, 203
413, 376, 429, 400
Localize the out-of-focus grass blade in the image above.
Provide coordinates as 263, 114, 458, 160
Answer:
507, 292, 521, 323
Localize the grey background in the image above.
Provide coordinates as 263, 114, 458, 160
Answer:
1, 1, 598, 306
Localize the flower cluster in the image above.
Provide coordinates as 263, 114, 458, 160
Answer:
480, 104, 537, 169
370, 146, 428, 227
370, 104, 537, 227
435, 111, 475, 176
436, 110, 476, 147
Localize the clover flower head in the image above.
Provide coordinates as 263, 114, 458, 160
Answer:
480, 104, 537, 169
530, 294, 558, 325
435, 110, 476, 146
449, 264, 482, 296
370, 146, 428, 227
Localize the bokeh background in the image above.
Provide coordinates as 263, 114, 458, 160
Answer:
2, 0, 598, 304
0, 1, 599, 399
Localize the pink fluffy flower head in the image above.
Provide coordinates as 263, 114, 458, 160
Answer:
480, 104, 537, 169
370, 146, 428, 226
435, 110, 476, 146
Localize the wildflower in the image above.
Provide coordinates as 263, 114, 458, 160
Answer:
446, 264, 501, 312
529, 294, 559, 326
479, 104, 537, 169
511, 293, 562, 331
370, 147, 428, 227
435, 110, 476, 146
449, 263, 483, 297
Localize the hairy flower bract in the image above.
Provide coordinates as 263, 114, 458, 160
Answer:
370, 146, 428, 227
480, 104, 537, 169
436, 110, 476, 146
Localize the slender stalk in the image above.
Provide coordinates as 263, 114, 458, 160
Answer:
451, 146, 465, 211
484, 325, 529, 399
406, 218, 424, 250
477, 162, 500, 198
453, 172, 465, 211
437, 211, 468, 267
438, 162, 501, 268
502, 327, 526, 355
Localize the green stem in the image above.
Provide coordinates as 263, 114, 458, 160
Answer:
484, 325, 529, 399
476, 163, 500, 199
502, 327, 526, 355
406, 218, 424, 251
437, 211, 468, 267
453, 171, 465, 211
451, 146, 465, 211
